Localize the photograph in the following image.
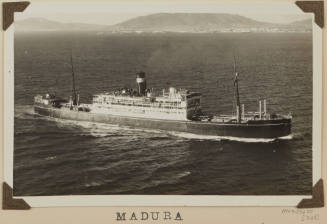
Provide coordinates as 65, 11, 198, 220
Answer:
12, 2, 313, 197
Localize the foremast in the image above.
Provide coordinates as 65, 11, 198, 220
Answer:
233, 56, 241, 123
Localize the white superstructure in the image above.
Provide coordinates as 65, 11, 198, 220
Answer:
91, 87, 201, 121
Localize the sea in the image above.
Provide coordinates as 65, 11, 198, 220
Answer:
13, 31, 312, 196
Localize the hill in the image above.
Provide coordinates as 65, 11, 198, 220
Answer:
15, 14, 312, 33
111, 13, 272, 32
289, 18, 312, 29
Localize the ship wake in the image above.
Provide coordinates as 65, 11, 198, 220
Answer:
14, 104, 36, 119
169, 131, 293, 143
41, 117, 168, 139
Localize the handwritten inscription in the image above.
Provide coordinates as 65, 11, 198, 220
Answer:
281, 209, 320, 222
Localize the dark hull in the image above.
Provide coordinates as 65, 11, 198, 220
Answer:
34, 105, 291, 139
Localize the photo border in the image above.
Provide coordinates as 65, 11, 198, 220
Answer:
1, 0, 324, 208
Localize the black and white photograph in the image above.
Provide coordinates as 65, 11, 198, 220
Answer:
11, 1, 315, 199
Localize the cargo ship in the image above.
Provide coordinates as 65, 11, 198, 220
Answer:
34, 56, 292, 139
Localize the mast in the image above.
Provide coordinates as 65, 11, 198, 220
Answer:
233, 55, 241, 122
70, 53, 77, 106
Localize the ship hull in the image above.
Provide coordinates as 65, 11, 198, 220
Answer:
34, 105, 291, 139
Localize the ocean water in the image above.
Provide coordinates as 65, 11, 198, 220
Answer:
13, 32, 312, 196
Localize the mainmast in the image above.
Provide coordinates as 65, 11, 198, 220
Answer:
70, 53, 77, 106
233, 56, 241, 123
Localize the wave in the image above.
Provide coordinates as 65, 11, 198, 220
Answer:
169, 131, 293, 143
45, 156, 57, 161
84, 181, 103, 188
169, 131, 222, 141
278, 134, 293, 140
42, 117, 169, 139
14, 104, 36, 119
176, 171, 191, 179
139, 170, 192, 191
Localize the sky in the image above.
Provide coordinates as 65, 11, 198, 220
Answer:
15, 2, 312, 25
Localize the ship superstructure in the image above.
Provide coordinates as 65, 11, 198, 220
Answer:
91, 72, 201, 120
